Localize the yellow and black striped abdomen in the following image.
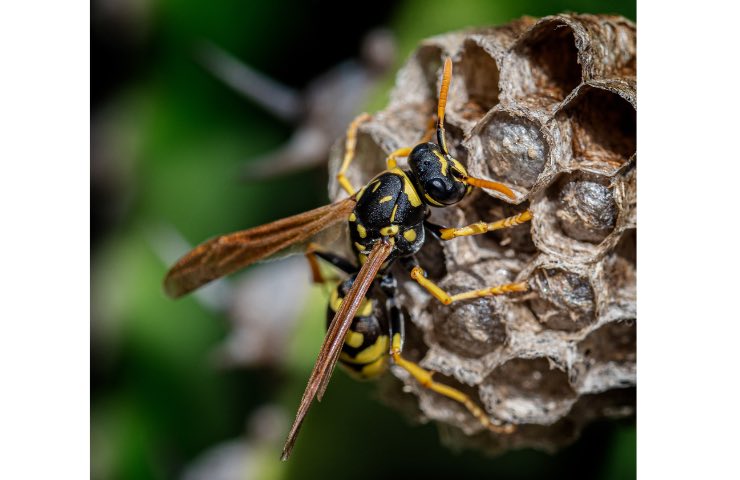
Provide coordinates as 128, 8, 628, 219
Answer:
327, 278, 390, 380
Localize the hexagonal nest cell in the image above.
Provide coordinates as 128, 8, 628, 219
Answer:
615, 227, 636, 266
328, 128, 389, 199
325, 13, 636, 456
442, 120, 469, 162
412, 231, 448, 281
466, 108, 548, 190
428, 271, 510, 359
394, 44, 445, 109
511, 21, 582, 103
561, 82, 636, 173
452, 39, 501, 123
554, 172, 618, 244
572, 320, 636, 394
529, 168, 626, 262
528, 266, 597, 332
579, 319, 636, 365
480, 357, 577, 424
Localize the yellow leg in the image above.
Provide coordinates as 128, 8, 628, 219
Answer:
410, 266, 528, 305
438, 210, 532, 241
385, 147, 413, 169
390, 333, 515, 434
337, 113, 371, 196
304, 249, 327, 284
305, 242, 353, 284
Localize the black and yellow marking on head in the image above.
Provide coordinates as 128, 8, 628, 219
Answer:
408, 142, 469, 207
450, 157, 467, 177
423, 192, 445, 207
433, 149, 449, 177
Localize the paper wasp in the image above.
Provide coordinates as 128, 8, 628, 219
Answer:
164, 57, 533, 460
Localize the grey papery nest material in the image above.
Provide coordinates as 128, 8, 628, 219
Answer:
327, 14, 636, 454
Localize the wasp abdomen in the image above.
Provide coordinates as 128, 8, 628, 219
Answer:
327, 276, 389, 380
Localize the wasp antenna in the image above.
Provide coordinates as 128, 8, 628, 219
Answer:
464, 176, 517, 200
436, 57, 453, 155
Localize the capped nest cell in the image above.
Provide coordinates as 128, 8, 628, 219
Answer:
328, 14, 636, 455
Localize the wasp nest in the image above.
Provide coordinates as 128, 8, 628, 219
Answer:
328, 14, 636, 454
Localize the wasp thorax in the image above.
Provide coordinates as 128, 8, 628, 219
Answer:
408, 142, 469, 207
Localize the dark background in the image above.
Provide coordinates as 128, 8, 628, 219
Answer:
91, 1, 636, 479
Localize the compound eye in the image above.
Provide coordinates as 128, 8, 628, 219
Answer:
425, 178, 447, 198
425, 177, 462, 205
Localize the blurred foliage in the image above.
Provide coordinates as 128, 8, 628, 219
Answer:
91, 1, 635, 479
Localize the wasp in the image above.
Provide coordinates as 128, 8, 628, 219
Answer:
164, 57, 533, 460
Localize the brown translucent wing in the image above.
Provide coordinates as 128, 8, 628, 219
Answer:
163, 197, 356, 298
280, 240, 393, 461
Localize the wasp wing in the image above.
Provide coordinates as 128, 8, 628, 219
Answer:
164, 197, 356, 298
280, 240, 393, 461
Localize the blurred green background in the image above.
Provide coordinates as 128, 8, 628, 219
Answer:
91, 1, 636, 479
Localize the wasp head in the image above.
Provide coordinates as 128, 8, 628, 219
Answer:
408, 142, 471, 207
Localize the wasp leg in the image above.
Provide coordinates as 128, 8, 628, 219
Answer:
337, 113, 372, 196
385, 147, 413, 169
305, 243, 357, 283
312, 250, 357, 275
405, 257, 527, 305
386, 296, 514, 434
305, 250, 326, 284
304, 247, 336, 284
426, 210, 532, 241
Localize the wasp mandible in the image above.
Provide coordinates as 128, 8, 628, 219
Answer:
164, 57, 533, 460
